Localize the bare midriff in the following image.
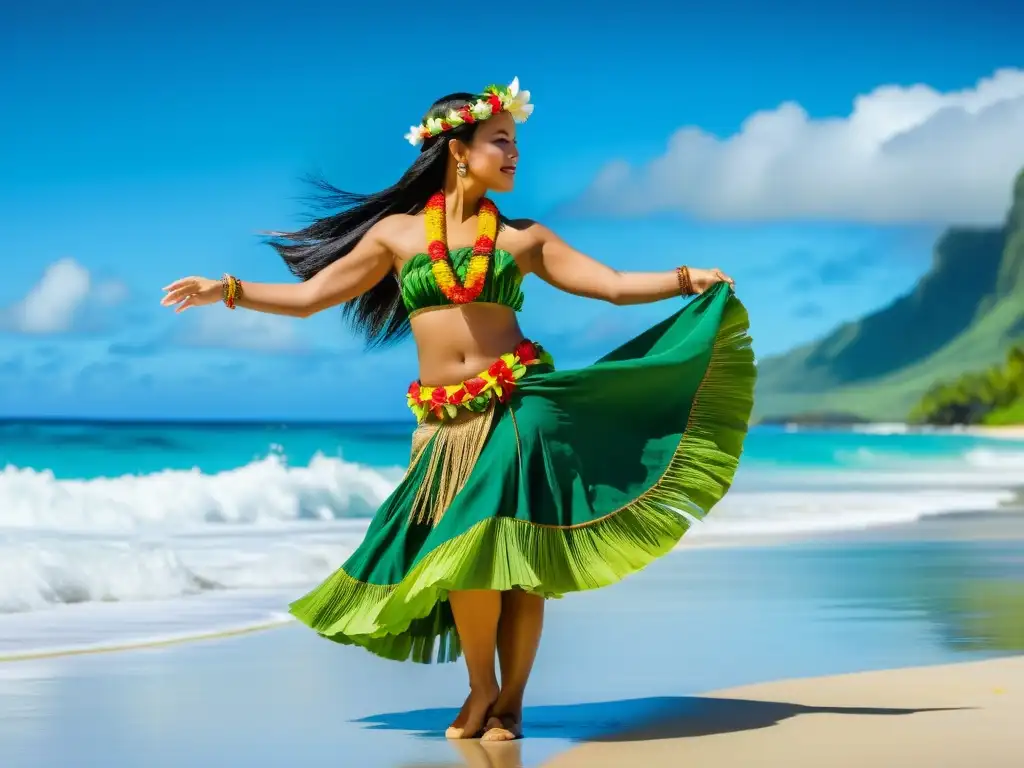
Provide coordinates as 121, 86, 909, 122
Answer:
409, 303, 528, 387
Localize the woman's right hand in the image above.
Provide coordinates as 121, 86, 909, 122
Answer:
161, 276, 223, 313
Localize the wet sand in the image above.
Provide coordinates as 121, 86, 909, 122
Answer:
1, 513, 1022, 768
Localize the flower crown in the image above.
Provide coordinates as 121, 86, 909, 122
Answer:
405, 77, 533, 146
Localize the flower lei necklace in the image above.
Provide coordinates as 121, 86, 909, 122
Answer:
424, 191, 498, 304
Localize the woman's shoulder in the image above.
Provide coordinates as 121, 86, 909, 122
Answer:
503, 217, 561, 241
500, 216, 537, 232
372, 213, 422, 256
374, 212, 419, 234
497, 218, 552, 257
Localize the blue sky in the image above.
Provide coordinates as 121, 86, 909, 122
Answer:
2, 0, 1023, 420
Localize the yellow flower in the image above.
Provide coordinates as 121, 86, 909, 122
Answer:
431, 263, 457, 289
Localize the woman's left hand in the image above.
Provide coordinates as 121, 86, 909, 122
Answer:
690, 267, 735, 293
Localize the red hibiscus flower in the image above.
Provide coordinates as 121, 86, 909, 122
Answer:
514, 340, 537, 363
464, 377, 487, 396
488, 359, 512, 380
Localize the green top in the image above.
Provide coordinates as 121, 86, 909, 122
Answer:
399, 247, 525, 315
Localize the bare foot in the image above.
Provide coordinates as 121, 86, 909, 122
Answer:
445, 686, 499, 740
481, 711, 523, 742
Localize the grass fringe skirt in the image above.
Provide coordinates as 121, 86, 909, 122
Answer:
289, 284, 757, 663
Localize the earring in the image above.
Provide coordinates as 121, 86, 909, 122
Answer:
456, 161, 468, 178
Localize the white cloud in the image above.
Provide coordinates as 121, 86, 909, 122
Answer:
4, 258, 128, 334
185, 308, 302, 352
574, 68, 1024, 224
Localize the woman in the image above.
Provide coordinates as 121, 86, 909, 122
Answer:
161, 78, 756, 742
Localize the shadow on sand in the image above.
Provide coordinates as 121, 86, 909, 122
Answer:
362, 695, 967, 766
359, 694, 964, 741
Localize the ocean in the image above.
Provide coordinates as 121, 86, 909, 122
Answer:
2, 419, 1022, 660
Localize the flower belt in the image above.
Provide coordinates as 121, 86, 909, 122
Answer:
407, 339, 553, 422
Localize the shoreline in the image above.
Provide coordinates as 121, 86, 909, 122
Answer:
774, 421, 1024, 441
3, 507, 1023, 664
955, 424, 1024, 441
544, 655, 1024, 767
2, 524, 1022, 768
0, 617, 292, 665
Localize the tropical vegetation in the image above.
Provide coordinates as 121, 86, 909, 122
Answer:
908, 344, 1024, 425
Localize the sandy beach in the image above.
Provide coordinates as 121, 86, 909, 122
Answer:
545, 655, 1024, 767
1, 508, 1023, 768
946, 425, 1024, 441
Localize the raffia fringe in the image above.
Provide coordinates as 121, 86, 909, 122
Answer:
408, 403, 496, 526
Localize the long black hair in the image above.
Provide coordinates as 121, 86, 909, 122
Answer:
267, 93, 483, 348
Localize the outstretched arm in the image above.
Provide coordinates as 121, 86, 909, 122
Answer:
525, 222, 733, 305
161, 221, 395, 317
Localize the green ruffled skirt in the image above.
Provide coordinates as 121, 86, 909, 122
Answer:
288, 283, 756, 663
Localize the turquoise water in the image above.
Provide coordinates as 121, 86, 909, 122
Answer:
1, 419, 1022, 658
1, 419, 1014, 478
0, 419, 417, 478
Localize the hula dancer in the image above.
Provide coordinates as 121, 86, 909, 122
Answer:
161, 77, 756, 742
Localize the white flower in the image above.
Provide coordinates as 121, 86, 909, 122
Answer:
445, 109, 465, 127
470, 101, 493, 121
503, 76, 533, 122
506, 97, 534, 122
405, 125, 424, 146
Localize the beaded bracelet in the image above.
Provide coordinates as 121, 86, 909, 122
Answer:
221, 274, 242, 309
675, 266, 695, 296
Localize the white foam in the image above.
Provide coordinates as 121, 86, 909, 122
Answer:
0, 523, 367, 614
849, 423, 912, 435
734, 456, 1024, 491
0, 438, 1022, 657
0, 453, 386, 619
0, 452, 400, 532
963, 447, 1024, 469
692, 488, 1015, 538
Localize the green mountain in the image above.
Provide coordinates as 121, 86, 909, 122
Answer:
755, 169, 1024, 422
